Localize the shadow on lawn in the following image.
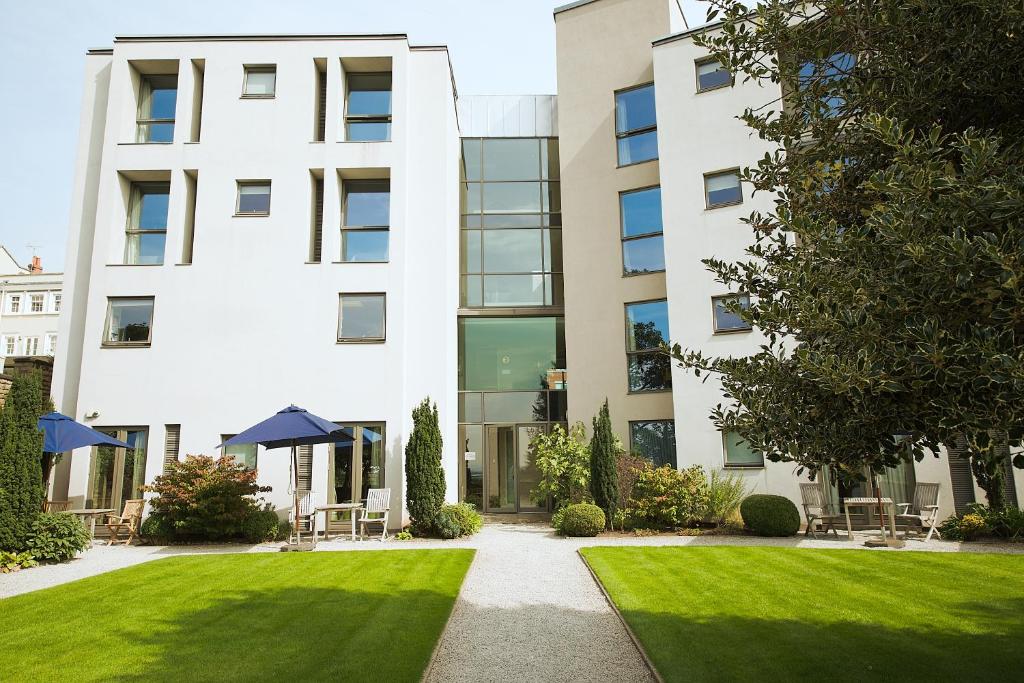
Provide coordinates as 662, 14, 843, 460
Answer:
621, 602, 1024, 683
109, 586, 454, 683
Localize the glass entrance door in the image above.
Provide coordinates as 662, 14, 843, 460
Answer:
482, 424, 546, 513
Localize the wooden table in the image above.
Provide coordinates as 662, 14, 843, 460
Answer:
842, 497, 898, 541
316, 503, 363, 541
66, 508, 114, 540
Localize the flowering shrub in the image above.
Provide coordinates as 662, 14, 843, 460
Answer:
144, 455, 271, 541
623, 464, 710, 530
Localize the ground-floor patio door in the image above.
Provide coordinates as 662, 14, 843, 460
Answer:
482, 424, 545, 514
86, 427, 149, 513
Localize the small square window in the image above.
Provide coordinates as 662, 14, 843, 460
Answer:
705, 170, 742, 208
221, 435, 258, 471
103, 297, 154, 346
338, 293, 385, 342
724, 430, 763, 467
243, 66, 276, 97
236, 182, 271, 215
696, 58, 732, 92
30, 294, 44, 313
712, 294, 752, 333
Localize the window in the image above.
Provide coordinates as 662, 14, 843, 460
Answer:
221, 435, 258, 471
614, 83, 658, 165
798, 52, 855, 118
338, 294, 385, 342
345, 72, 392, 141
696, 58, 731, 92
620, 186, 665, 274
136, 75, 177, 143
87, 428, 148, 511
104, 298, 154, 346
330, 423, 386, 504
236, 181, 271, 216
459, 317, 566, 392
341, 180, 390, 262
705, 170, 742, 208
724, 431, 763, 467
52, 293, 61, 313
125, 182, 170, 265
30, 294, 44, 313
3, 336, 15, 355
629, 421, 677, 468
44, 333, 57, 356
243, 66, 276, 97
23, 336, 40, 355
625, 300, 672, 392
712, 294, 752, 333
8, 294, 21, 313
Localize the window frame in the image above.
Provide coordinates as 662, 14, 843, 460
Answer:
87, 427, 150, 510
711, 293, 753, 334
337, 292, 387, 344
704, 168, 743, 209
722, 430, 765, 468
8, 294, 21, 314
613, 82, 658, 167
235, 180, 272, 217
102, 296, 155, 348
29, 294, 45, 313
695, 57, 733, 93
220, 434, 259, 471
623, 298, 672, 394
135, 73, 177, 143
340, 179, 391, 263
619, 184, 665, 276
51, 293, 61, 313
124, 181, 171, 265
344, 72, 393, 142
628, 419, 677, 468
330, 421, 387, 504
241, 65, 277, 98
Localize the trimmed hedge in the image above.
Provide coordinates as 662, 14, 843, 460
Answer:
740, 494, 800, 537
555, 503, 606, 537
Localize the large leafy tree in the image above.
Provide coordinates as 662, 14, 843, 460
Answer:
0, 373, 46, 551
405, 398, 445, 532
673, 0, 1024, 506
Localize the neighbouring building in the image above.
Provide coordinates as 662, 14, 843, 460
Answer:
0, 247, 63, 365
52, 3, 1020, 527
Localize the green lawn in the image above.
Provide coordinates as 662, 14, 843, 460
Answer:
581, 546, 1024, 683
1, 549, 473, 682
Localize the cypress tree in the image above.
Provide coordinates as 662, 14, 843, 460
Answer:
589, 399, 618, 529
405, 397, 445, 533
0, 372, 45, 551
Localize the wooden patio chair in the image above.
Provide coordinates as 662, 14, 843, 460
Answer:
106, 499, 145, 545
895, 482, 942, 541
359, 488, 390, 541
43, 500, 70, 512
290, 491, 317, 545
800, 483, 841, 538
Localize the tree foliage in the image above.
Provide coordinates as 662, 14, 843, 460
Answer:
405, 398, 445, 532
589, 400, 619, 527
529, 422, 591, 509
673, 0, 1024, 506
0, 373, 45, 551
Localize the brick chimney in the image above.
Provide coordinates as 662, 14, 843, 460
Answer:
29, 256, 42, 273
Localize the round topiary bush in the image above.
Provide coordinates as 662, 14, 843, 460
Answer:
242, 507, 282, 543
27, 512, 91, 562
740, 494, 800, 537
555, 503, 606, 537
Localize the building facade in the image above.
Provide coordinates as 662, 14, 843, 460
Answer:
0, 248, 63, 363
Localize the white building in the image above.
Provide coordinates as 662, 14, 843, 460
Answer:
0, 248, 62, 362
52, 34, 460, 526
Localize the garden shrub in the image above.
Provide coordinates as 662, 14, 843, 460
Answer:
704, 470, 750, 526
27, 512, 90, 562
624, 464, 710, 530
0, 550, 38, 573
241, 506, 282, 543
614, 452, 646, 530
958, 512, 989, 541
589, 401, 619, 528
970, 504, 1024, 541
140, 514, 174, 544
936, 514, 964, 540
529, 422, 590, 510
740, 494, 800, 536
277, 519, 293, 542
432, 507, 462, 540
440, 503, 482, 537
555, 502, 606, 537
405, 398, 445, 534
0, 373, 46, 552
395, 531, 413, 541
144, 454, 271, 541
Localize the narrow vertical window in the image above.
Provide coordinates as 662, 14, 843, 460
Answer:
345, 73, 392, 141
181, 171, 198, 264
620, 186, 665, 274
625, 299, 672, 392
614, 83, 657, 165
8, 294, 21, 313
341, 179, 390, 262
310, 174, 324, 262
314, 62, 327, 142
52, 293, 61, 313
136, 74, 177, 143
125, 183, 170, 265
163, 425, 180, 473
45, 333, 57, 356
189, 59, 205, 142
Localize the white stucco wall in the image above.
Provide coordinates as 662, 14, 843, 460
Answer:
53, 36, 460, 528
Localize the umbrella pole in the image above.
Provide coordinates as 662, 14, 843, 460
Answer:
292, 442, 299, 542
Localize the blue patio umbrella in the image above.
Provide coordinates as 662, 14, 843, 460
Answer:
38, 411, 131, 452
219, 405, 352, 540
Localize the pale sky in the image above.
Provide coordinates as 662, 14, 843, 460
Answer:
0, 0, 709, 271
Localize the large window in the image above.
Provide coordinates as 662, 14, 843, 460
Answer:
242, 65, 276, 97
724, 431, 763, 467
342, 180, 390, 262
345, 73, 392, 141
712, 294, 752, 333
236, 181, 271, 216
620, 186, 665, 274
629, 420, 677, 468
125, 182, 169, 265
704, 170, 742, 209
220, 435, 258, 471
338, 293, 385, 342
87, 428, 148, 512
614, 83, 658, 165
136, 75, 176, 143
330, 423, 386, 504
625, 300, 671, 392
460, 138, 562, 308
104, 298, 154, 346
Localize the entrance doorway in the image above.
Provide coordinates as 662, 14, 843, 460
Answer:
461, 423, 547, 514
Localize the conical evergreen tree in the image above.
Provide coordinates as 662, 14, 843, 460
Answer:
0, 372, 45, 551
589, 399, 618, 529
405, 398, 445, 533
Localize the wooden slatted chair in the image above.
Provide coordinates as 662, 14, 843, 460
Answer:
106, 499, 145, 545
800, 483, 841, 538
290, 491, 317, 545
359, 488, 390, 541
895, 482, 942, 541
43, 500, 70, 512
